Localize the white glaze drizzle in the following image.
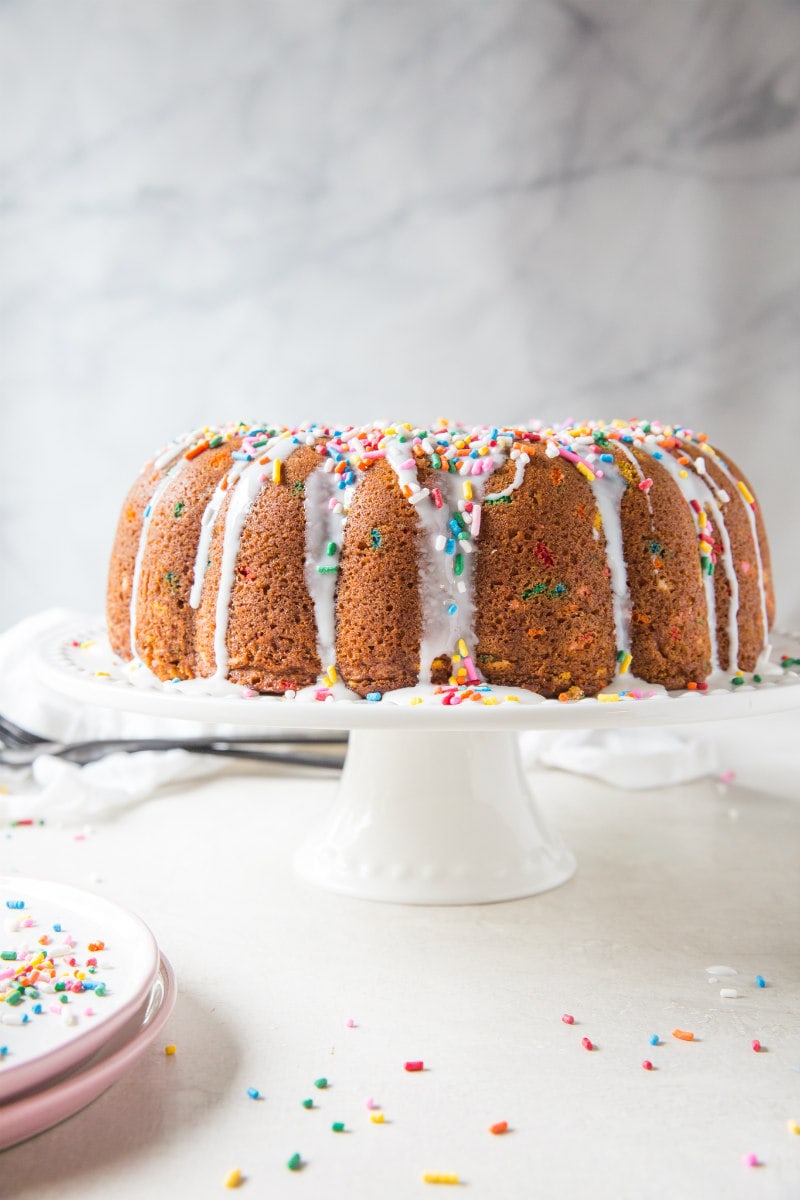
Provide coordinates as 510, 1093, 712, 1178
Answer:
211, 433, 301, 680
661, 441, 744, 667
704, 448, 769, 646
124, 421, 768, 696
152, 437, 192, 472
382, 429, 511, 683
483, 450, 528, 502
635, 440, 721, 671
422, 466, 481, 683
189, 474, 238, 610
383, 438, 462, 682
584, 454, 631, 657
128, 434, 197, 656
713, 502, 741, 669
189, 429, 287, 611
303, 464, 347, 674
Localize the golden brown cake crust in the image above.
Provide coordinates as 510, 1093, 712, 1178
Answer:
106, 420, 775, 700
335, 458, 423, 697
106, 462, 158, 662
672, 437, 766, 671
134, 441, 242, 680
621, 447, 712, 688
475, 446, 617, 698
712, 446, 775, 632
225, 445, 322, 692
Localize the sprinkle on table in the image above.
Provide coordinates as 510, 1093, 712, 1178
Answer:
287, 1153, 302, 1172
422, 1173, 460, 1185
489, 1121, 508, 1135
314, 1077, 328, 1089
164, 1044, 177, 1056
672, 1029, 695, 1041
223, 1168, 243, 1188
404, 1060, 424, 1071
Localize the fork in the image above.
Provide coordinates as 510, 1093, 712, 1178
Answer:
0, 739, 346, 770
0, 714, 50, 747
0, 713, 347, 770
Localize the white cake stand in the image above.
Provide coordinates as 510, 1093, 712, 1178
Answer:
37, 621, 800, 905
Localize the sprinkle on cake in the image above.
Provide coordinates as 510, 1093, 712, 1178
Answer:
106, 419, 774, 702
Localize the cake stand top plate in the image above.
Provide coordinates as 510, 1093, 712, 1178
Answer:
36, 619, 800, 733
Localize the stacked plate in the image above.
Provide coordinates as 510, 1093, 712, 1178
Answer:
0, 877, 175, 1151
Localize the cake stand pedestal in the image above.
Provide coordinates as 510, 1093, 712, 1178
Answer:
37, 621, 800, 905
294, 729, 574, 903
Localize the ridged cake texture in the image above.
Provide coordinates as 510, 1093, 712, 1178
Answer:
106, 420, 773, 699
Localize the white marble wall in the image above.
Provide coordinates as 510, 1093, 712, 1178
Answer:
1, 0, 799, 630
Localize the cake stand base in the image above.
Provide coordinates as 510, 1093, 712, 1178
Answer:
293, 730, 575, 904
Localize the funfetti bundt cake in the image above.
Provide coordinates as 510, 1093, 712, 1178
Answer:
106, 420, 774, 701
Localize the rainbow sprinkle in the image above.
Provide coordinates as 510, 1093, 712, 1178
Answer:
127, 418, 774, 706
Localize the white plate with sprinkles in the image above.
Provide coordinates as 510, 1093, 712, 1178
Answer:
0, 877, 160, 1103
0, 954, 175, 1152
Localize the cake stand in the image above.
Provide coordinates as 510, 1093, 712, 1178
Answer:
37, 621, 800, 905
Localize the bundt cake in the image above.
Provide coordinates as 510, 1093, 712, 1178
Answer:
106, 420, 774, 700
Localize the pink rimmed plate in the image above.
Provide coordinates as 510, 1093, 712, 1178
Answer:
0, 877, 160, 1103
0, 954, 175, 1150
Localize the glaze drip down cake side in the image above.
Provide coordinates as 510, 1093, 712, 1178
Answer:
106, 420, 774, 701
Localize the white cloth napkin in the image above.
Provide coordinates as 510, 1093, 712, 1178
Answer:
0, 610, 239, 824
520, 728, 719, 789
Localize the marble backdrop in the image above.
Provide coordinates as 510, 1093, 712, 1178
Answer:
1, 0, 799, 630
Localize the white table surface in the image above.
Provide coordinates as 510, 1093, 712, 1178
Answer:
2, 715, 799, 1199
